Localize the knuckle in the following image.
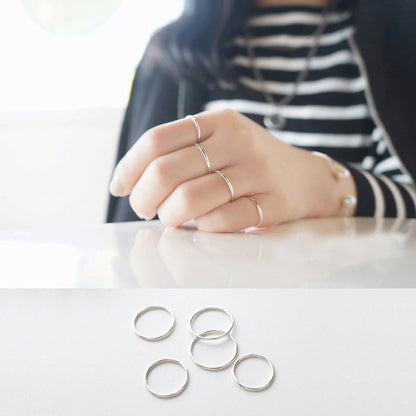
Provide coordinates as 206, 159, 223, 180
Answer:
148, 156, 170, 184
157, 183, 198, 227
221, 108, 240, 122
143, 126, 166, 156
176, 183, 197, 213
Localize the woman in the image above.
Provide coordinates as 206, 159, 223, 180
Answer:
107, 0, 416, 232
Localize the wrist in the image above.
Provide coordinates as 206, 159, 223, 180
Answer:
302, 151, 357, 218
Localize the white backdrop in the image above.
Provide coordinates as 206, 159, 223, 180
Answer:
1, 289, 416, 415
0, 0, 183, 229
1, 108, 123, 229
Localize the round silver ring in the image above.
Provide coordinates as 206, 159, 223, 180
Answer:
232, 353, 275, 392
186, 114, 201, 142
248, 197, 263, 227
145, 358, 189, 398
194, 143, 212, 172
216, 170, 235, 200
132, 305, 175, 341
190, 330, 238, 371
189, 306, 235, 340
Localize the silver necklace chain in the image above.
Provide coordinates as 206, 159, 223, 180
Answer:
243, 6, 331, 129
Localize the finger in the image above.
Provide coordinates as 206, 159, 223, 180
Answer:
157, 166, 259, 227
110, 110, 225, 197
110, 117, 204, 197
128, 132, 239, 220
195, 194, 275, 233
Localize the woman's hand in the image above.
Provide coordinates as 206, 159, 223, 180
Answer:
110, 109, 356, 232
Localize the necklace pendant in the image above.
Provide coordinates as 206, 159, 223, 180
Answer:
264, 114, 286, 130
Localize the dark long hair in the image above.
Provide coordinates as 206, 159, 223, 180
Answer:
143, 0, 351, 85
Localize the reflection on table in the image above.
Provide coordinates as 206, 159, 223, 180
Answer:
0, 217, 415, 288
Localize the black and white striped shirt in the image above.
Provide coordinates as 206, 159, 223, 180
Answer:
203, 6, 416, 218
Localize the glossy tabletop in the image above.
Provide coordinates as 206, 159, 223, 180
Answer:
0, 217, 415, 288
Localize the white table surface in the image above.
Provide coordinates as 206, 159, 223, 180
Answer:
1, 289, 415, 416
0, 217, 415, 288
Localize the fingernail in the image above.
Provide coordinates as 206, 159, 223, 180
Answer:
109, 174, 124, 196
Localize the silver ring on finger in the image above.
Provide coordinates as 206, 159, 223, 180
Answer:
194, 143, 212, 172
186, 114, 201, 142
216, 170, 235, 201
248, 197, 263, 228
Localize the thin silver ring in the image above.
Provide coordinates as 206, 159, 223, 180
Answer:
186, 114, 201, 142
132, 306, 175, 341
194, 143, 212, 172
145, 358, 189, 398
190, 330, 238, 371
232, 353, 275, 392
216, 170, 235, 200
248, 197, 263, 228
189, 306, 235, 340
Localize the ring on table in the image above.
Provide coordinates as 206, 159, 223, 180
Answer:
190, 330, 239, 371
132, 305, 175, 341
216, 170, 235, 201
232, 353, 275, 392
189, 306, 235, 340
186, 114, 201, 142
194, 143, 212, 172
145, 358, 189, 398
248, 197, 263, 228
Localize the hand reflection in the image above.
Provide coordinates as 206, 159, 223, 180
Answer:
129, 223, 264, 287
128, 226, 176, 287
128, 218, 416, 288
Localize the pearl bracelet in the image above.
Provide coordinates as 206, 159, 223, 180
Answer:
312, 151, 357, 216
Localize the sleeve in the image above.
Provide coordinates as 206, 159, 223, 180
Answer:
106, 58, 180, 223
348, 126, 416, 218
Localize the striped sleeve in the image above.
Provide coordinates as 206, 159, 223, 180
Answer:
348, 127, 416, 218
202, 6, 416, 219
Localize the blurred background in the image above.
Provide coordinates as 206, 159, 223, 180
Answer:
0, 0, 184, 229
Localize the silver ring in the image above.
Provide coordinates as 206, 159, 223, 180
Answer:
186, 114, 201, 142
145, 358, 189, 398
248, 197, 263, 227
216, 170, 235, 200
194, 143, 212, 172
189, 306, 235, 340
190, 330, 238, 371
232, 353, 275, 392
132, 306, 175, 341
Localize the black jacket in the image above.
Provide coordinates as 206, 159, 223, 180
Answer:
107, 0, 416, 222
